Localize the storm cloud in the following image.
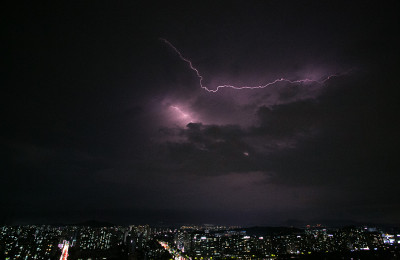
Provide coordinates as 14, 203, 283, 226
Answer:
2, 1, 399, 225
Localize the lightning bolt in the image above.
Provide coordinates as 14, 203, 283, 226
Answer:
170, 105, 189, 119
160, 38, 348, 93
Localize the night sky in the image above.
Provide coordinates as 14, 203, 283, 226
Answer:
3, 1, 399, 226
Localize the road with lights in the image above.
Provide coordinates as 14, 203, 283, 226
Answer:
159, 241, 191, 260
59, 242, 69, 260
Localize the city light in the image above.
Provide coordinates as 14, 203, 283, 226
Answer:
1, 224, 399, 259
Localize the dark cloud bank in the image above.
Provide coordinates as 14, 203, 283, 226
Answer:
2, 1, 399, 226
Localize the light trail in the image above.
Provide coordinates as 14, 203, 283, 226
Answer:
59, 242, 69, 260
159, 240, 191, 260
160, 38, 346, 93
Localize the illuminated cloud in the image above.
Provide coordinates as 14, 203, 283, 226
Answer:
169, 105, 195, 125
3, 0, 398, 226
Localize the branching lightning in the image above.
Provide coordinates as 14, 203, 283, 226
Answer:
160, 38, 347, 93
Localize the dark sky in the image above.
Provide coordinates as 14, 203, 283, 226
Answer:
2, 1, 399, 226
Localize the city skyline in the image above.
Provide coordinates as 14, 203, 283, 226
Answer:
1, 223, 400, 259
2, 1, 399, 226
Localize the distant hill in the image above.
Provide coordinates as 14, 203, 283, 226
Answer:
283, 218, 400, 229
71, 220, 115, 227
239, 226, 302, 236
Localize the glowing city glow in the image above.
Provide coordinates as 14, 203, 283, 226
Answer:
160, 38, 346, 93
